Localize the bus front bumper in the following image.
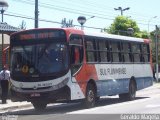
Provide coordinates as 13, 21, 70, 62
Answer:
10, 85, 71, 103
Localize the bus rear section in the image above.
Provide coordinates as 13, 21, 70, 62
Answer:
71, 33, 153, 108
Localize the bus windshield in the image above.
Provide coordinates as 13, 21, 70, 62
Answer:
11, 42, 69, 75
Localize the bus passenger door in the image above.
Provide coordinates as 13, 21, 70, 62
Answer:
69, 34, 84, 76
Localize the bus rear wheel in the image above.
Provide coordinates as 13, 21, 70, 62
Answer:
84, 84, 96, 108
119, 80, 136, 101
32, 101, 47, 111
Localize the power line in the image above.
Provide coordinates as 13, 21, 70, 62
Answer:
12, 0, 151, 26
12, 0, 116, 20
12, 0, 157, 26
47, 0, 158, 23
5, 11, 154, 33
12, 0, 126, 22
47, 0, 117, 16
5, 12, 134, 33
4, 12, 107, 30
9, 0, 158, 30
4, 13, 61, 24
3, 11, 156, 37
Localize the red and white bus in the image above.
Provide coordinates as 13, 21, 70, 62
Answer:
10, 28, 153, 110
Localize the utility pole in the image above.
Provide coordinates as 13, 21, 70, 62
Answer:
114, 7, 130, 16
155, 25, 159, 82
35, 0, 39, 28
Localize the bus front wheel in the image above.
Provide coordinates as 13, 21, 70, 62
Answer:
84, 83, 96, 108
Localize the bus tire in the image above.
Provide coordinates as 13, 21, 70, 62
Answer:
119, 80, 136, 101
32, 101, 47, 111
128, 80, 136, 100
84, 83, 96, 108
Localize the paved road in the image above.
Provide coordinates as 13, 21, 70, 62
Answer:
1, 84, 160, 120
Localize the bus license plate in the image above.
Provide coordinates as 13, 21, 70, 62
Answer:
30, 93, 40, 97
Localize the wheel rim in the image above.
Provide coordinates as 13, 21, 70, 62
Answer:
88, 90, 94, 102
130, 82, 136, 98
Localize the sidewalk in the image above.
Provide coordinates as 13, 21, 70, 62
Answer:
0, 100, 32, 112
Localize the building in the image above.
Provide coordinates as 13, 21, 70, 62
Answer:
0, 22, 20, 70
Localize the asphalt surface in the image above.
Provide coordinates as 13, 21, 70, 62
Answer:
0, 83, 160, 120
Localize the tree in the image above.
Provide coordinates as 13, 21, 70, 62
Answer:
61, 18, 74, 28
140, 30, 149, 39
18, 20, 26, 30
105, 16, 148, 38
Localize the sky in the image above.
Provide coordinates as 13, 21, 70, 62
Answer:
3, 0, 160, 33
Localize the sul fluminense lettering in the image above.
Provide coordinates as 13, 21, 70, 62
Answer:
100, 68, 126, 76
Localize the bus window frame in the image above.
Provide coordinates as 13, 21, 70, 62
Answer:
69, 34, 84, 76
97, 38, 111, 63
85, 36, 98, 63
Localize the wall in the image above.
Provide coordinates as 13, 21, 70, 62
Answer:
0, 34, 10, 70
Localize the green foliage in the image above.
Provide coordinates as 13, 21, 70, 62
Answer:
150, 29, 160, 42
106, 16, 148, 39
140, 31, 149, 39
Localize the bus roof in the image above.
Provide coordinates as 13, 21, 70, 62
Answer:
83, 30, 145, 43
11, 28, 149, 43
63, 28, 149, 43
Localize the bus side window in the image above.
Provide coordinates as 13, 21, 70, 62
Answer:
98, 40, 110, 62
106, 41, 111, 62
111, 41, 120, 62
143, 44, 150, 62
140, 44, 144, 62
121, 42, 131, 63
85, 38, 97, 62
131, 43, 141, 63
98, 40, 104, 62
128, 43, 133, 62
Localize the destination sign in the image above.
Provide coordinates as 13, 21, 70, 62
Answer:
15, 30, 66, 41
19, 32, 63, 40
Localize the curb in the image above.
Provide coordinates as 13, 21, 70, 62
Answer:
0, 103, 32, 112
153, 82, 160, 87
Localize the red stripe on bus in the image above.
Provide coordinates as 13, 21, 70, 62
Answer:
75, 64, 98, 95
